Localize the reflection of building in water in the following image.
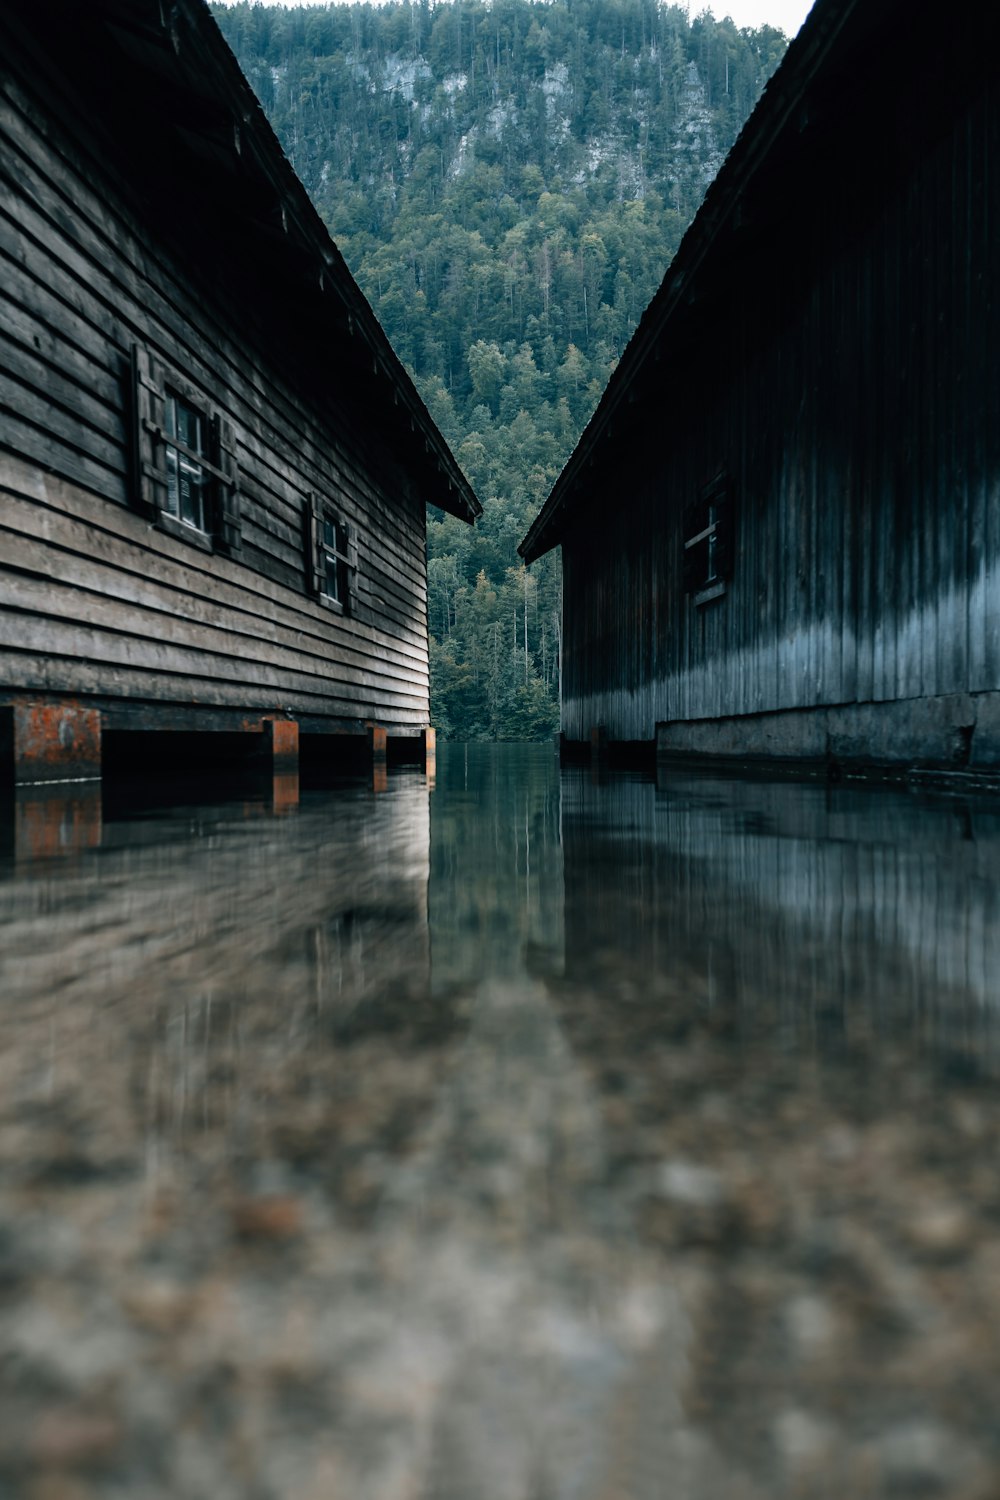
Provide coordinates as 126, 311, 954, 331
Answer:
6, 756, 1000, 1496
0, 767, 306, 865
0, 780, 432, 1158
561, 771, 1000, 1037
0, 764, 738, 1497
0, 785, 103, 863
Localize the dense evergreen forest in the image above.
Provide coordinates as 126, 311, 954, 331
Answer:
213, 0, 788, 738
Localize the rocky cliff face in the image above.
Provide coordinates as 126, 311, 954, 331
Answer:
218, 3, 784, 239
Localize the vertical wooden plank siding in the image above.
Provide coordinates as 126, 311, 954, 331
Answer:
983, 93, 1000, 692
561, 75, 999, 746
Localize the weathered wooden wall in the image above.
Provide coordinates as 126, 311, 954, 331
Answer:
0, 7, 438, 736
558, 25, 999, 766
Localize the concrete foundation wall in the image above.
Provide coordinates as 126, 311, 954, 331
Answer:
654, 690, 1000, 774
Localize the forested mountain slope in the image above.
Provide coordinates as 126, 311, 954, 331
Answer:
213, 0, 787, 738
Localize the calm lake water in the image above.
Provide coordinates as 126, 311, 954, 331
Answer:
2, 743, 1000, 1498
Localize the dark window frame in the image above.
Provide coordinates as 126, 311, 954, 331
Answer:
320, 514, 351, 607
304, 493, 357, 615
130, 344, 241, 556
163, 386, 212, 536
683, 472, 733, 606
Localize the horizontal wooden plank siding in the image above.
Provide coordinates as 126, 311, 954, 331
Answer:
0, 9, 440, 734
560, 67, 1000, 749
1, 457, 429, 727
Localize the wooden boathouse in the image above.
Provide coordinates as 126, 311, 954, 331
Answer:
0, 0, 480, 792
520, 0, 1000, 776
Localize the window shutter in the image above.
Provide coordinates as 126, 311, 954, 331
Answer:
213, 414, 242, 556
303, 493, 324, 597
130, 343, 166, 518
714, 488, 734, 580
681, 500, 701, 594
345, 523, 358, 615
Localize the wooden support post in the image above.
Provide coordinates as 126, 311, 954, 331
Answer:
261, 716, 299, 773
420, 727, 436, 775
367, 724, 387, 793
367, 724, 388, 763
1, 699, 102, 786
260, 718, 299, 810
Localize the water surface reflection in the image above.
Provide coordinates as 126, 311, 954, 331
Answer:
1, 748, 1000, 1498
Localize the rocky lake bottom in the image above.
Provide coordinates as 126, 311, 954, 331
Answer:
2, 743, 1000, 1498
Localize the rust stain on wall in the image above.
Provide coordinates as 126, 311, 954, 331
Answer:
11, 700, 102, 784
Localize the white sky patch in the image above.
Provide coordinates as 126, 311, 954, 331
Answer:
216, 0, 815, 33
698, 0, 813, 35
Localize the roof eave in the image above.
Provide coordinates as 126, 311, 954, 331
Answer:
518, 0, 862, 562
92, 0, 482, 526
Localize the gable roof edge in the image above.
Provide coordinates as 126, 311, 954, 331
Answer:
518, 0, 858, 563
